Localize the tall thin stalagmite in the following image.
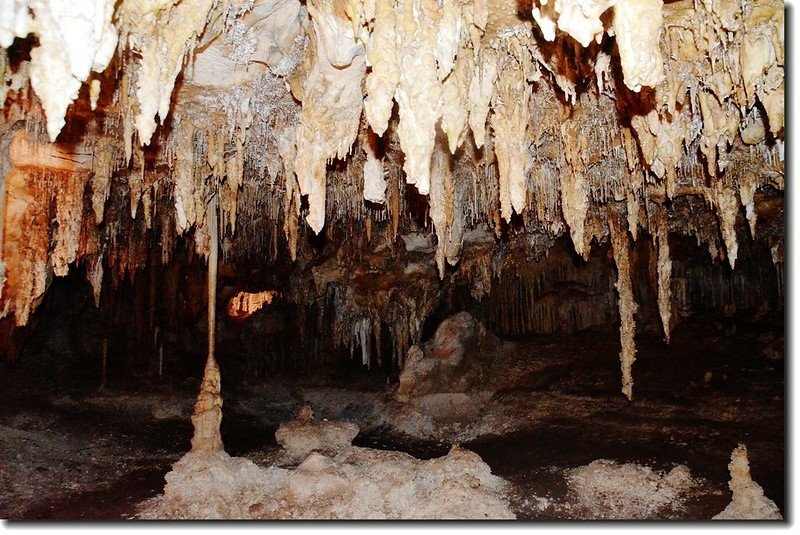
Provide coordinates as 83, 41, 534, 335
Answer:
190, 192, 223, 453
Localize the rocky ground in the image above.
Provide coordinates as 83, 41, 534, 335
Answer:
0, 312, 784, 520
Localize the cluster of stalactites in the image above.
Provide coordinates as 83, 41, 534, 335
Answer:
0, 0, 118, 141
1, 0, 785, 262
0, 1, 786, 399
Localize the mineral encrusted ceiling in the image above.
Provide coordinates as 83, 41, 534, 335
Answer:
0, 0, 786, 399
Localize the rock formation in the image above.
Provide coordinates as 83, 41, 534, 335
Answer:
139, 415, 514, 519
713, 444, 782, 520
275, 403, 360, 461
396, 312, 500, 402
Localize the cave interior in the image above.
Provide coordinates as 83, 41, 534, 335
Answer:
0, 0, 787, 521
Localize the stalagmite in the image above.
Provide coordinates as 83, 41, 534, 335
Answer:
0, 3, 787, 491
190, 192, 223, 454
713, 444, 782, 520
608, 210, 637, 400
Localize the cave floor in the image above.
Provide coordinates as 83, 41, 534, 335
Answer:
0, 314, 784, 520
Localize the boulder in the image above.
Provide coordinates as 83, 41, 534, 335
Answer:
396, 312, 501, 403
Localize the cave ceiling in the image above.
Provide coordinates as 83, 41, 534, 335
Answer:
0, 0, 786, 398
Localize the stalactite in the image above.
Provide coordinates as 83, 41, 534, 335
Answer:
467, 48, 497, 150
531, 0, 617, 48
293, 0, 366, 233
364, 0, 399, 137
608, 209, 638, 401
440, 43, 472, 154
612, 0, 664, 92
119, 0, 215, 146
491, 37, 532, 221
277, 126, 299, 261
363, 129, 386, 204
90, 147, 114, 224
51, 173, 87, 277
0, 0, 785, 404
711, 182, 740, 270
445, 170, 468, 267
24, 0, 118, 141
655, 207, 672, 343
560, 112, 590, 259
394, 0, 442, 196
0, 168, 49, 325
430, 139, 453, 278
737, 174, 758, 238
355, 317, 371, 368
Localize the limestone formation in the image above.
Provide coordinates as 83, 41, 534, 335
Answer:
396, 312, 500, 403
139, 432, 514, 519
275, 404, 360, 461
713, 444, 782, 520
567, 460, 698, 519
190, 193, 223, 454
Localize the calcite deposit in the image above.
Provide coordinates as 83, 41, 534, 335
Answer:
138, 416, 515, 519
275, 404, 360, 461
713, 444, 783, 520
566, 460, 699, 519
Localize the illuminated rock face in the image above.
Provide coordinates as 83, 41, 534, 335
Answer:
0, 0, 785, 400
226, 290, 279, 320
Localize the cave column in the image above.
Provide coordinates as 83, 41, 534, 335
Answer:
190, 191, 224, 453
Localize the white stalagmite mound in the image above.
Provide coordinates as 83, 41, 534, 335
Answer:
274, 403, 359, 462
566, 459, 698, 519
138, 411, 514, 519
713, 444, 782, 520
